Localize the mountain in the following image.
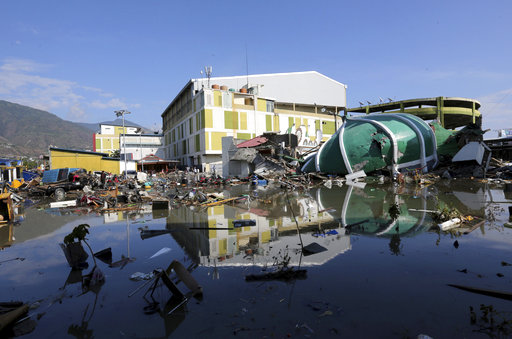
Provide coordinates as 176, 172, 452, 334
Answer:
75, 122, 102, 132
0, 100, 94, 157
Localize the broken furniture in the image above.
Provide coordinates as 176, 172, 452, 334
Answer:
0, 193, 14, 223
144, 260, 202, 315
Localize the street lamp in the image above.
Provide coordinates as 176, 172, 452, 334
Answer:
136, 127, 144, 173
321, 107, 338, 131
114, 109, 131, 179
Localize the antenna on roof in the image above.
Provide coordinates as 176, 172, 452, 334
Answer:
245, 44, 249, 89
204, 66, 212, 88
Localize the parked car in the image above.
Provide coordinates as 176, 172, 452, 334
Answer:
30, 168, 86, 200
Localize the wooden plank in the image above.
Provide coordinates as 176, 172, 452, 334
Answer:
463, 220, 486, 235
448, 284, 512, 301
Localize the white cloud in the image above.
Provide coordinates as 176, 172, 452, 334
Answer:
0, 58, 48, 72
67, 103, 87, 121
17, 23, 40, 36
0, 58, 138, 123
477, 88, 512, 136
90, 98, 128, 109
80, 85, 104, 93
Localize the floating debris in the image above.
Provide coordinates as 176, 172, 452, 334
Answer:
149, 247, 171, 259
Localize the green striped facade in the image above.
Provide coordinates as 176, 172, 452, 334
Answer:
302, 113, 456, 176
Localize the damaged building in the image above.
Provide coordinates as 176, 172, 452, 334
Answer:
161, 71, 347, 175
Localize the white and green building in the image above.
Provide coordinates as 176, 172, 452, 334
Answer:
161, 71, 347, 170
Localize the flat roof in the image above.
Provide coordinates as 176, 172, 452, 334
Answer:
49, 147, 109, 157
100, 123, 141, 128
162, 71, 347, 117
123, 133, 163, 137
348, 97, 481, 113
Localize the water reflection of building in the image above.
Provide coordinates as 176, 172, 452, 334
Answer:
0, 223, 14, 249
316, 185, 433, 237
443, 180, 506, 216
164, 184, 441, 268
166, 195, 351, 267
102, 204, 153, 224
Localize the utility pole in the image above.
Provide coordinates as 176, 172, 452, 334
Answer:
139, 128, 144, 172
114, 109, 131, 179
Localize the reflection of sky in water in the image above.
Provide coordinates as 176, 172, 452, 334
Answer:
1, 180, 512, 337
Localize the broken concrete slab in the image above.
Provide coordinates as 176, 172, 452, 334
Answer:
345, 170, 366, 182
452, 142, 485, 165
50, 200, 77, 208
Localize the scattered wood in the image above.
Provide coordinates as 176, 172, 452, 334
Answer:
0, 303, 29, 332
463, 220, 486, 234
200, 196, 242, 207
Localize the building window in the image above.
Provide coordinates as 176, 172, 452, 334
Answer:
224, 111, 239, 130
240, 112, 247, 130
267, 101, 275, 113
222, 92, 232, 109
214, 91, 222, 107
322, 121, 335, 134
195, 134, 201, 152
266, 115, 272, 131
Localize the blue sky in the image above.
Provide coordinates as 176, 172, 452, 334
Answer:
1, 1, 511, 137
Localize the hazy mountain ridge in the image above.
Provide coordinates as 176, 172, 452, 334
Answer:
0, 101, 110, 156
0, 100, 154, 157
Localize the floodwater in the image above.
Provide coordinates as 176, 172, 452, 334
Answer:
2, 179, 512, 338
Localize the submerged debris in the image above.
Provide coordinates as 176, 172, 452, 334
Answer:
245, 268, 307, 282
431, 206, 463, 224
469, 304, 512, 337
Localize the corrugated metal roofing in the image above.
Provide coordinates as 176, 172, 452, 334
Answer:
236, 136, 268, 148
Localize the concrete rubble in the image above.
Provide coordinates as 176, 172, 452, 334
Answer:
2, 126, 512, 337
0, 123, 509, 213
0, 121, 509, 254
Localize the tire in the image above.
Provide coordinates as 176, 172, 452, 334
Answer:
107, 196, 117, 208
128, 194, 141, 203
54, 188, 66, 201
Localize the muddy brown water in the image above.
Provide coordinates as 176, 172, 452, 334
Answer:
1, 179, 512, 338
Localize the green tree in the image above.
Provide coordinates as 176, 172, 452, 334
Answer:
23, 158, 38, 169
